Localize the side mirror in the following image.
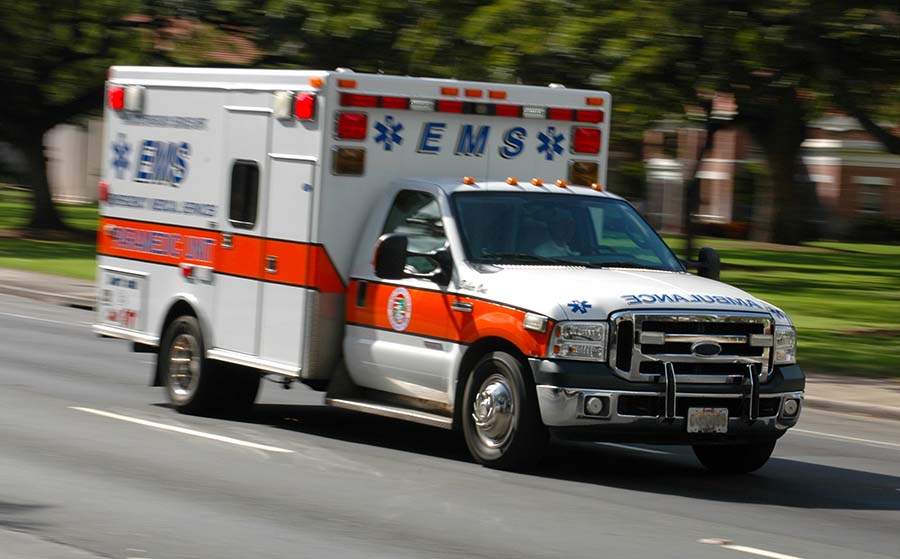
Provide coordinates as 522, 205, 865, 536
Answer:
697, 247, 721, 281
374, 233, 408, 279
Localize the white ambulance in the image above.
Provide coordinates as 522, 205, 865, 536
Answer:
95, 67, 803, 472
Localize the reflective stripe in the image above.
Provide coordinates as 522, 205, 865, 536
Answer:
346, 279, 552, 357
98, 217, 344, 292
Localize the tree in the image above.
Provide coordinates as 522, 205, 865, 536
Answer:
459, 0, 900, 245
0, 1, 152, 231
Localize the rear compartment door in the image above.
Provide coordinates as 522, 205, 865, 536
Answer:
212, 100, 270, 355
257, 157, 316, 367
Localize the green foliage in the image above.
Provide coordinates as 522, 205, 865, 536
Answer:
0, 0, 148, 137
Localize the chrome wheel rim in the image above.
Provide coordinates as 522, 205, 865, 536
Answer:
168, 333, 200, 401
471, 373, 517, 449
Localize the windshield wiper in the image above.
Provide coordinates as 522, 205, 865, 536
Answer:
480, 252, 586, 267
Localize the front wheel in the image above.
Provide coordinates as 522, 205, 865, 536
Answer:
692, 440, 776, 474
461, 351, 548, 470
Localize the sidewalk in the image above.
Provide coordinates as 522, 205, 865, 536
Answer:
0, 267, 897, 421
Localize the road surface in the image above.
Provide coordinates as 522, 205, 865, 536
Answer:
1, 293, 898, 559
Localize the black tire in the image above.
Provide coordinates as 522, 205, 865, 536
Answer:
461, 351, 548, 470
692, 440, 777, 474
219, 363, 260, 417
159, 316, 259, 417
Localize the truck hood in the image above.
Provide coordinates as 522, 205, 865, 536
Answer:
458, 265, 792, 325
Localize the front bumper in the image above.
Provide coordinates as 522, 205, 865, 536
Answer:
529, 359, 804, 444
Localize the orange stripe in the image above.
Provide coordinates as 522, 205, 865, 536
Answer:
450, 295, 551, 357
98, 217, 345, 292
217, 234, 263, 278
98, 217, 219, 267
262, 240, 345, 293
346, 280, 552, 357
346, 281, 448, 340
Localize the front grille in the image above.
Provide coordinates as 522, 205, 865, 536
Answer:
609, 311, 773, 383
617, 395, 781, 418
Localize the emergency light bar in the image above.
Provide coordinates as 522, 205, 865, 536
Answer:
107, 85, 144, 112
273, 91, 317, 120
338, 92, 603, 123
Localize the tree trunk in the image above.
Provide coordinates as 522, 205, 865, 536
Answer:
21, 131, 67, 231
741, 88, 818, 245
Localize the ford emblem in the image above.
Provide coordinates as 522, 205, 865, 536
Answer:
691, 341, 722, 357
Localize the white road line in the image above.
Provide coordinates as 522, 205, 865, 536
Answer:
597, 442, 672, 455
721, 544, 804, 559
70, 407, 294, 454
793, 428, 900, 451
0, 311, 87, 328
700, 539, 805, 559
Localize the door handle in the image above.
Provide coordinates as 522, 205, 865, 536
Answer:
266, 255, 278, 274
221, 233, 233, 249
451, 301, 473, 313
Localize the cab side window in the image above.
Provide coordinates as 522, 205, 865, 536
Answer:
382, 190, 446, 274
229, 160, 259, 229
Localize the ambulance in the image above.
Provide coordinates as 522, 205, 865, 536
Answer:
94, 67, 804, 472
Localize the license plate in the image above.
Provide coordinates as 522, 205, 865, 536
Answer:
687, 407, 729, 434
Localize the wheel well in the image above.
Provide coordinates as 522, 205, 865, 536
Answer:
152, 300, 199, 386
453, 337, 527, 429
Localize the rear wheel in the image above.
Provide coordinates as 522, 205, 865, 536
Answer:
692, 440, 776, 473
160, 316, 258, 416
462, 351, 547, 470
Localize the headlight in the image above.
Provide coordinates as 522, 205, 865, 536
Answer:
548, 321, 608, 362
774, 326, 796, 365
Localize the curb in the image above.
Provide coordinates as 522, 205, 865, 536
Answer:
0, 283, 95, 310
804, 396, 900, 422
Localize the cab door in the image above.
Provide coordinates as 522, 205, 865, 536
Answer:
344, 189, 457, 403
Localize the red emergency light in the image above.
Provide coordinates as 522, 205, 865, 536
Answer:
547, 108, 574, 121
98, 180, 109, 202
576, 110, 603, 123
494, 104, 521, 117
572, 127, 602, 154
341, 93, 378, 108
337, 112, 368, 140
294, 93, 316, 120
380, 96, 410, 109
436, 100, 464, 113
108, 86, 125, 111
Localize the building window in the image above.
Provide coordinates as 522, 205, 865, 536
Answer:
853, 176, 893, 216
229, 160, 259, 228
663, 132, 679, 159
857, 187, 883, 215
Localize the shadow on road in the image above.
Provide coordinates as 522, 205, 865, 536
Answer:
0, 501, 50, 532
245, 403, 900, 512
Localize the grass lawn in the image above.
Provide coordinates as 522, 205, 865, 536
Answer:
1, 187, 897, 377
667, 237, 900, 378
0, 188, 97, 280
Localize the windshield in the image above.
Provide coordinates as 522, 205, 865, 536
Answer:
451, 192, 683, 272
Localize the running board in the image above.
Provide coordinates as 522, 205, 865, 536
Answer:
325, 397, 453, 430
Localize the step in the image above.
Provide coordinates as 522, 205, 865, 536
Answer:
325, 397, 454, 429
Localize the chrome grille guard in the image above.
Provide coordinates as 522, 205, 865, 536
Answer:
609, 310, 774, 384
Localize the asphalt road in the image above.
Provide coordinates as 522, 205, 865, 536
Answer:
1, 293, 899, 559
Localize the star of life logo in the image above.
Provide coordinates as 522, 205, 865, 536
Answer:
537, 126, 565, 161
568, 300, 592, 314
387, 287, 412, 331
111, 133, 131, 179
374, 116, 404, 151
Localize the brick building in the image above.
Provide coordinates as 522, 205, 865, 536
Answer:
643, 113, 900, 238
